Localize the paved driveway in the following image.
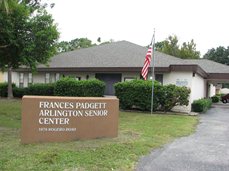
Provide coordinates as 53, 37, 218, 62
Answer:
136, 104, 229, 171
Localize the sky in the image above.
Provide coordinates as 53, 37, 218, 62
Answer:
47, 0, 229, 56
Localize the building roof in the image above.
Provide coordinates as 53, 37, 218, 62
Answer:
30, 41, 229, 79
44, 40, 184, 68
184, 59, 229, 73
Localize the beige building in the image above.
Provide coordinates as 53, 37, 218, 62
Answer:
4, 41, 229, 112
0, 72, 4, 83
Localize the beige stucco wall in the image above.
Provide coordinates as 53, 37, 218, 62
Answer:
163, 72, 193, 113
6, 71, 141, 86
7, 70, 210, 113
208, 83, 216, 97
0, 72, 3, 82
163, 72, 208, 113
8, 72, 98, 87
4, 72, 19, 86
121, 72, 139, 81
191, 74, 206, 102
163, 72, 193, 87
220, 88, 229, 94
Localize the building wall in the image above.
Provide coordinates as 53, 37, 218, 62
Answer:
6, 72, 99, 87
163, 71, 193, 113
6, 70, 210, 113
191, 73, 206, 102
121, 72, 140, 82
33, 73, 45, 84
220, 88, 229, 94
208, 83, 216, 97
4, 72, 19, 86
0, 72, 3, 82
6, 71, 142, 86
163, 72, 210, 113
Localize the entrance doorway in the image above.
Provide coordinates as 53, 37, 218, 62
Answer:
95, 73, 122, 95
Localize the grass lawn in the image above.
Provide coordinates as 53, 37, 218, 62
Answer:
0, 99, 198, 171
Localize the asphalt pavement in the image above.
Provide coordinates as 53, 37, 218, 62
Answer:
136, 104, 229, 171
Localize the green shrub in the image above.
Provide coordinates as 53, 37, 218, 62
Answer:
54, 77, 105, 97
13, 87, 28, 98
115, 80, 159, 110
159, 84, 191, 112
80, 80, 105, 97
192, 98, 212, 113
114, 80, 190, 112
0, 83, 16, 97
0, 83, 8, 97
211, 95, 220, 103
26, 83, 55, 96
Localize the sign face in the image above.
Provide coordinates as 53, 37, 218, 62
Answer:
176, 79, 188, 87
21, 96, 119, 144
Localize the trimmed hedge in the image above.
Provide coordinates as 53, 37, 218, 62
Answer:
211, 95, 220, 103
2, 78, 105, 98
114, 80, 159, 110
0, 83, 16, 97
13, 87, 27, 98
114, 80, 190, 112
191, 98, 212, 113
54, 77, 105, 97
26, 83, 55, 96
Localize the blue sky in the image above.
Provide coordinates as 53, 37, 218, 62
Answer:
47, 0, 229, 56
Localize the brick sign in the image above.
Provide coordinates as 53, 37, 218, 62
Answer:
21, 96, 119, 144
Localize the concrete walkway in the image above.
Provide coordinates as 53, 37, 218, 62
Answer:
136, 104, 229, 171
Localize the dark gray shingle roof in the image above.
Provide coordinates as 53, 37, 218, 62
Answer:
184, 59, 229, 73
46, 41, 183, 68
42, 40, 229, 74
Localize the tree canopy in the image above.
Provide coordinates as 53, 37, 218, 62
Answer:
57, 37, 114, 53
203, 46, 229, 65
0, 0, 59, 98
57, 38, 95, 53
155, 35, 200, 59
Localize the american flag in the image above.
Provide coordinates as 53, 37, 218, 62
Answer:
141, 46, 152, 80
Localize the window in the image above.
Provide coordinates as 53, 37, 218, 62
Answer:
45, 73, 50, 83
28, 73, 33, 86
124, 77, 135, 82
155, 74, 163, 84
19, 73, 24, 88
55, 73, 60, 81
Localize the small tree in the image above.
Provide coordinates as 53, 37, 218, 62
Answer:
155, 35, 200, 59
0, 1, 59, 98
203, 46, 229, 65
57, 38, 95, 53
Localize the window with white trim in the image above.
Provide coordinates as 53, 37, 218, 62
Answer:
55, 73, 60, 81
155, 74, 163, 85
45, 73, 50, 83
28, 73, 33, 86
124, 77, 135, 82
19, 73, 24, 88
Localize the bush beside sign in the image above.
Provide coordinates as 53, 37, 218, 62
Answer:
21, 96, 119, 144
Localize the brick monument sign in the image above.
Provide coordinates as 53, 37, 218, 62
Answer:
21, 96, 119, 144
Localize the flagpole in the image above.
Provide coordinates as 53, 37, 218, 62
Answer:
150, 29, 155, 114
